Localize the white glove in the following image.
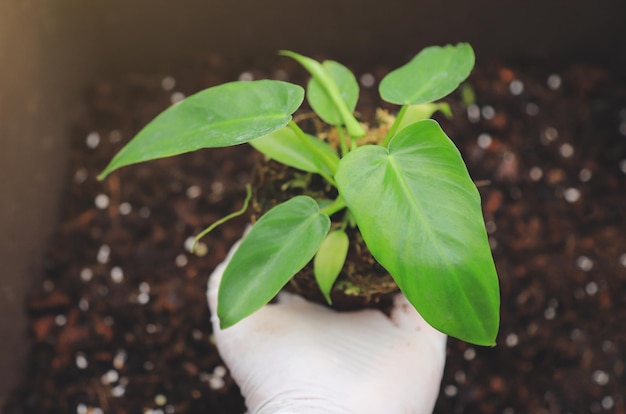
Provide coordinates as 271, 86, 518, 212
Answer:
207, 235, 447, 414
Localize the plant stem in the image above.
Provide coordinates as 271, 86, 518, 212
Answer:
382, 105, 408, 147
337, 125, 349, 156
320, 196, 347, 217
339, 209, 354, 231
191, 184, 253, 253
288, 121, 339, 178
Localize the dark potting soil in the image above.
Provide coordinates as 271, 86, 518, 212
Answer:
5, 54, 626, 414
251, 159, 399, 310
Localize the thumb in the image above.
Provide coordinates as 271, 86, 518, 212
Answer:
390, 294, 447, 350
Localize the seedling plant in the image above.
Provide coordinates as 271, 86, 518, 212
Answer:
99, 43, 500, 346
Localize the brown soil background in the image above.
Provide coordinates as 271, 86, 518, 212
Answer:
5, 54, 625, 413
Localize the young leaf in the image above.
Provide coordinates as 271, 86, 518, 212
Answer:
394, 103, 452, 133
249, 126, 340, 180
307, 61, 359, 126
280, 51, 365, 137
313, 229, 350, 304
379, 43, 475, 106
99, 80, 304, 179
335, 120, 500, 346
218, 196, 330, 328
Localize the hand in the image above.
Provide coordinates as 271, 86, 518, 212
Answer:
207, 235, 447, 414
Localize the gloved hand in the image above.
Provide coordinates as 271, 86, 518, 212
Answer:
207, 235, 447, 414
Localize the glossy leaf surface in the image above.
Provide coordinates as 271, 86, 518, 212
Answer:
307, 60, 359, 126
379, 43, 475, 106
218, 196, 330, 328
280, 51, 365, 137
249, 127, 339, 179
314, 229, 349, 304
99, 80, 304, 179
335, 120, 499, 345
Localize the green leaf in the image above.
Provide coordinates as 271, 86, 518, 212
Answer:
395, 102, 452, 133
249, 126, 340, 180
460, 83, 476, 106
218, 196, 330, 328
99, 80, 304, 179
335, 120, 499, 345
307, 60, 359, 126
379, 43, 475, 106
314, 229, 349, 304
280, 51, 365, 137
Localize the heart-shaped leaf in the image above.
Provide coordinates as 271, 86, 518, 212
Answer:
307, 60, 359, 126
249, 126, 340, 181
99, 80, 304, 179
314, 229, 349, 304
218, 196, 330, 328
379, 43, 475, 106
335, 120, 499, 345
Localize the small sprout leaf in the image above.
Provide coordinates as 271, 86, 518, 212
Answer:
314, 229, 350, 304
336, 120, 500, 345
379, 43, 475, 106
218, 196, 330, 328
460, 83, 476, 106
99, 80, 304, 179
395, 102, 453, 133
